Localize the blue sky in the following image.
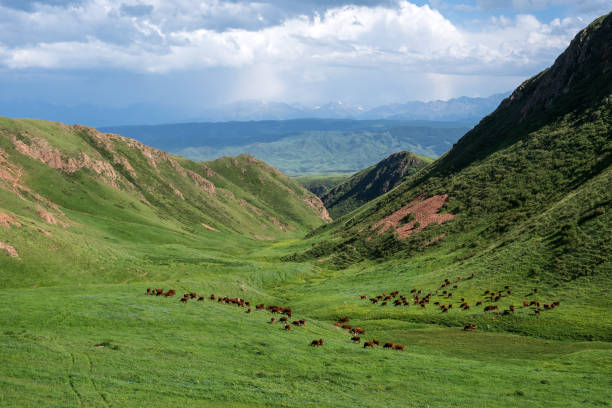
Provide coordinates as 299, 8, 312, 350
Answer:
0, 0, 609, 121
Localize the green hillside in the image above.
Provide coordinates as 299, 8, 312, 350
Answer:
0, 117, 329, 287
288, 13, 612, 338
0, 13, 610, 408
321, 151, 432, 219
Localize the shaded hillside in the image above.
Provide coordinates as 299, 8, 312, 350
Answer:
321, 151, 432, 219
0, 117, 328, 287
294, 173, 352, 196
296, 13, 612, 283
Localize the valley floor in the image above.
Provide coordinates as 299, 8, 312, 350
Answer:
1, 238, 610, 408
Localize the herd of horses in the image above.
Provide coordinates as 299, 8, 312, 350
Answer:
144, 288, 405, 351
360, 273, 561, 324
145, 273, 560, 352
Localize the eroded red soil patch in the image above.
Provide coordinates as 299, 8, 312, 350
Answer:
0, 211, 21, 228
303, 196, 332, 222
0, 242, 18, 257
187, 170, 216, 195
371, 194, 454, 239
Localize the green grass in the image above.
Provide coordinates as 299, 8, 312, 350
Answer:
1, 269, 610, 408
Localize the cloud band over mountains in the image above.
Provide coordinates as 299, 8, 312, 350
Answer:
0, 0, 609, 110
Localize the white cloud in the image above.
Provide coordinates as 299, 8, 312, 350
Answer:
0, 0, 600, 108
0, 0, 586, 76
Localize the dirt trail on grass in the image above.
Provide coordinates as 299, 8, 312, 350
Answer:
201, 223, 220, 232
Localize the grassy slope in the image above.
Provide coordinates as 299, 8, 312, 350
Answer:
0, 117, 328, 287
320, 151, 433, 219
0, 15, 611, 408
302, 17, 612, 279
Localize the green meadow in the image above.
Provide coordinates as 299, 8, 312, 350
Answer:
1, 228, 611, 407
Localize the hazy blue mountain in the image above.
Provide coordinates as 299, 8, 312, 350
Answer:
1, 94, 507, 127
196, 94, 507, 122
100, 119, 470, 175
360, 93, 509, 121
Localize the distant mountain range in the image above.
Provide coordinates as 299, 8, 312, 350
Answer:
100, 119, 471, 175
193, 93, 509, 123
0, 93, 508, 127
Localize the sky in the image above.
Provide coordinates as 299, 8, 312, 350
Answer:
0, 0, 610, 120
